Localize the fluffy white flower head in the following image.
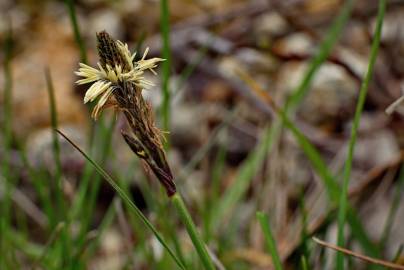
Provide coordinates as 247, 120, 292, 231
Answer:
75, 41, 164, 119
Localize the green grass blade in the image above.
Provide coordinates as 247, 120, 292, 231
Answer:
73, 202, 116, 269
77, 196, 117, 263
393, 244, 403, 263
212, 124, 278, 227
74, 117, 116, 247
281, 114, 339, 198
113, 178, 150, 254
172, 194, 215, 270
160, 0, 171, 141
300, 256, 309, 270
1, 24, 14, 268
1, 22, 13, 179
44, 69, 65, 220
177, 110, 235, 183
56, 130, 186, 270
64, 0, 87, 63
173, 39, 211, 97
6, 229, 44, 262
30, 222, 65, 270
285, 0, 354, 111
380, 165, 404, 248
299, 189, 310, 260
16, 142, 52, 227
239, 66, 381, 259
157, 199, 189, 268
203, 135, 227, 242
69, 116, 115, 247
283, 107, 381, 258
255, 0, 377, 257
336, 1, 386, 269
45, 69, 72, 267
256, 212, 283, 270
280, 101, 381, 259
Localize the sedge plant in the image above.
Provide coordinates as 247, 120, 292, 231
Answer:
72, 31, 215, 270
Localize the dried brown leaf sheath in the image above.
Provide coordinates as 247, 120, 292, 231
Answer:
76, 31, 176, 196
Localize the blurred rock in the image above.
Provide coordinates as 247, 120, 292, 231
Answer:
25, 125, 86, 171
347, 128, 400, 168
88, 9, 124, 39
273, 32, 314, 55
0, 14, 87, 141
361, 184, 404, 258
254, 12, 288, 37
0, 4, 30, 34
338, 48, 368, 77
372, 7, 404, 43
278, 62, 357, 126
301, 0, 339, 14
90, 227, 126, 270
170, 103, 209, 157
234, 48, 278, 74
202, 79, 233, 103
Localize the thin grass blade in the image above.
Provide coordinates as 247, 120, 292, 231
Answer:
336, 1, 386, 268
1, 24, 14, 268
56, 130, 186, 270
285, 0, 355, 111
256, 212, 283, 270
160, 0, 171, 140
172, 194, 215, 270
44, 69, 65, 219
64, 0, 87, 63
212, 124, 278, 227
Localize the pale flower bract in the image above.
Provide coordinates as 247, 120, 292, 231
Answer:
76, 31, 176, 196
75, 41, 164, 120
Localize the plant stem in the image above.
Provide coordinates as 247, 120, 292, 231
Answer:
160, 0, 171, 146
1, 22, 13, 269
336, 0, 386, 269
64, 0, 87, 64
256, 212, 283, 270
57, 130, 186, 270
171, 193, 215, 270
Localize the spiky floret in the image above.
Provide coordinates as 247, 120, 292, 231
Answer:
75, 34, 164, 119
74, 31, 176, 196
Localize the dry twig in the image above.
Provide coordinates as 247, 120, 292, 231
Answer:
313, 237, 404, 269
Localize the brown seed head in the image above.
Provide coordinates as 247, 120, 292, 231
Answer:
77, 31, 176, 196
96, 31, 129, 71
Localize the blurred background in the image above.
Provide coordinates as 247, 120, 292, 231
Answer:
0, 0, 403, 269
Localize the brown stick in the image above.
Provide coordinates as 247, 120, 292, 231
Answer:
313, 237, 404, 269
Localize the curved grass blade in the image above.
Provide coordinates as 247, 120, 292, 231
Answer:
64, 0, 87, 63
380, 165, 404, 248
210, 0, 355, 234
56, 130, 186, 270
160, 0, 171, 139
211, 124, 278, 227
44, 69, 65, 220
30, 222, 65, 270
256, 212, 283, 270
45, 69, 72, 267
285, 0, 355, 111
238, 67, 381, 259
172, 194, 216, 270
1, 23, 13, 268
336, 1, 386, 268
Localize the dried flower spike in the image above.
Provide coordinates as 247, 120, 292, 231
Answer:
75, 31, 176, 196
